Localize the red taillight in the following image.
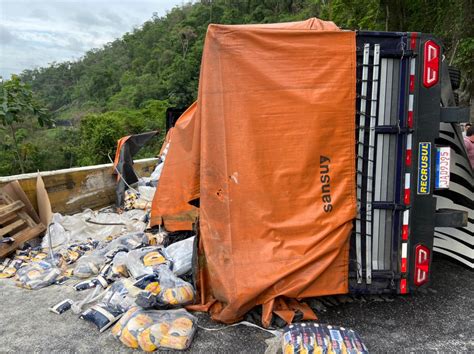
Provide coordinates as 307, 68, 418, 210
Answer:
423, 40, 440, 88
414, 244, 430, 286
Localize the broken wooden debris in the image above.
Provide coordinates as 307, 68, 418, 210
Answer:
0, 193, 45, 258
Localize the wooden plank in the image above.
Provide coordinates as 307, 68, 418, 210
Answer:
0, 219, 25, 237
0, 200, 24, 218
0, 182, 41, 224
17, 211, 36, 228
0, 223, 45, 258
0, 213, 18, 226
0, 158, 157, 215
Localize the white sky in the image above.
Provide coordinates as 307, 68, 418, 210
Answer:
0, 0, 186, 78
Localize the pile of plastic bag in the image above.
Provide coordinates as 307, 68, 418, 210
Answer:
124, 187, 156, 211
72, 231, 196, 350
281, 323, 369, 354
41, 209, 148, 250
15, 260, 62, 290
0, 135, 202, 351
0, 149, 204, 352
73, 232, 149, 279
134, 266, 195, 309
0, 237, 100, 286
4, 203, 198, 351
81, 279, 140, 332
0, 207, 149, 279
72, 238, 195, 332
112, 307, 197, 351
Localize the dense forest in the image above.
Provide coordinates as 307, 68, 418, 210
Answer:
0, 0, 472, 176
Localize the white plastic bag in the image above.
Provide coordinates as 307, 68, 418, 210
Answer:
165, 237, 195, 276
98, 251, 130, 283
138, 186, 156, 202
80, 279, 140, 332
73, 254, 105, 278
74, 232, 148, 278
125, 246, 170, 279
149, 142, 170, 182
134, 266, 194, 309
16, 261, 62, 290
41, 213, 71, 249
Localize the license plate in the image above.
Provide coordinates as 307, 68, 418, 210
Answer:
435, 147, 450, 189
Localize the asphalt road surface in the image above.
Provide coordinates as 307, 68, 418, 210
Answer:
0, 255, 472, 353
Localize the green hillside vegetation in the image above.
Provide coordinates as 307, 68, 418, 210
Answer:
1, 0, 472, 176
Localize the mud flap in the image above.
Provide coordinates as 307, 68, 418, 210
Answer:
435, 208, 468, 228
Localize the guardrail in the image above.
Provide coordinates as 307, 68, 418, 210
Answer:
0, 158, 158, 215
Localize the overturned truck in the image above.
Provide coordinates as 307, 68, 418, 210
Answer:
1, 18, 472, 328
150, 19, 473, 326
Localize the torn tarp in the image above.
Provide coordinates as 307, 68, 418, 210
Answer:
150, 104, 199, 231
113, 131, 159, 207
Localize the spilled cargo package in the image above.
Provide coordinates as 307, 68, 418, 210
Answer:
152, 18, 357, 326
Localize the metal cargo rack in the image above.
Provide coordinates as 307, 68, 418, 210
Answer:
349, 31, 470, 295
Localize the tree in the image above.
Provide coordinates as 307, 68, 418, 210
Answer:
0, 0, 469, 175
0, 75, 52, 173
76, 99, 169, 166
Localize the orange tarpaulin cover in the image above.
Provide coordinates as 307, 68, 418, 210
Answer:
152, 18, 356, 326
151, 103, 199, 231
113, 135, 130, 181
